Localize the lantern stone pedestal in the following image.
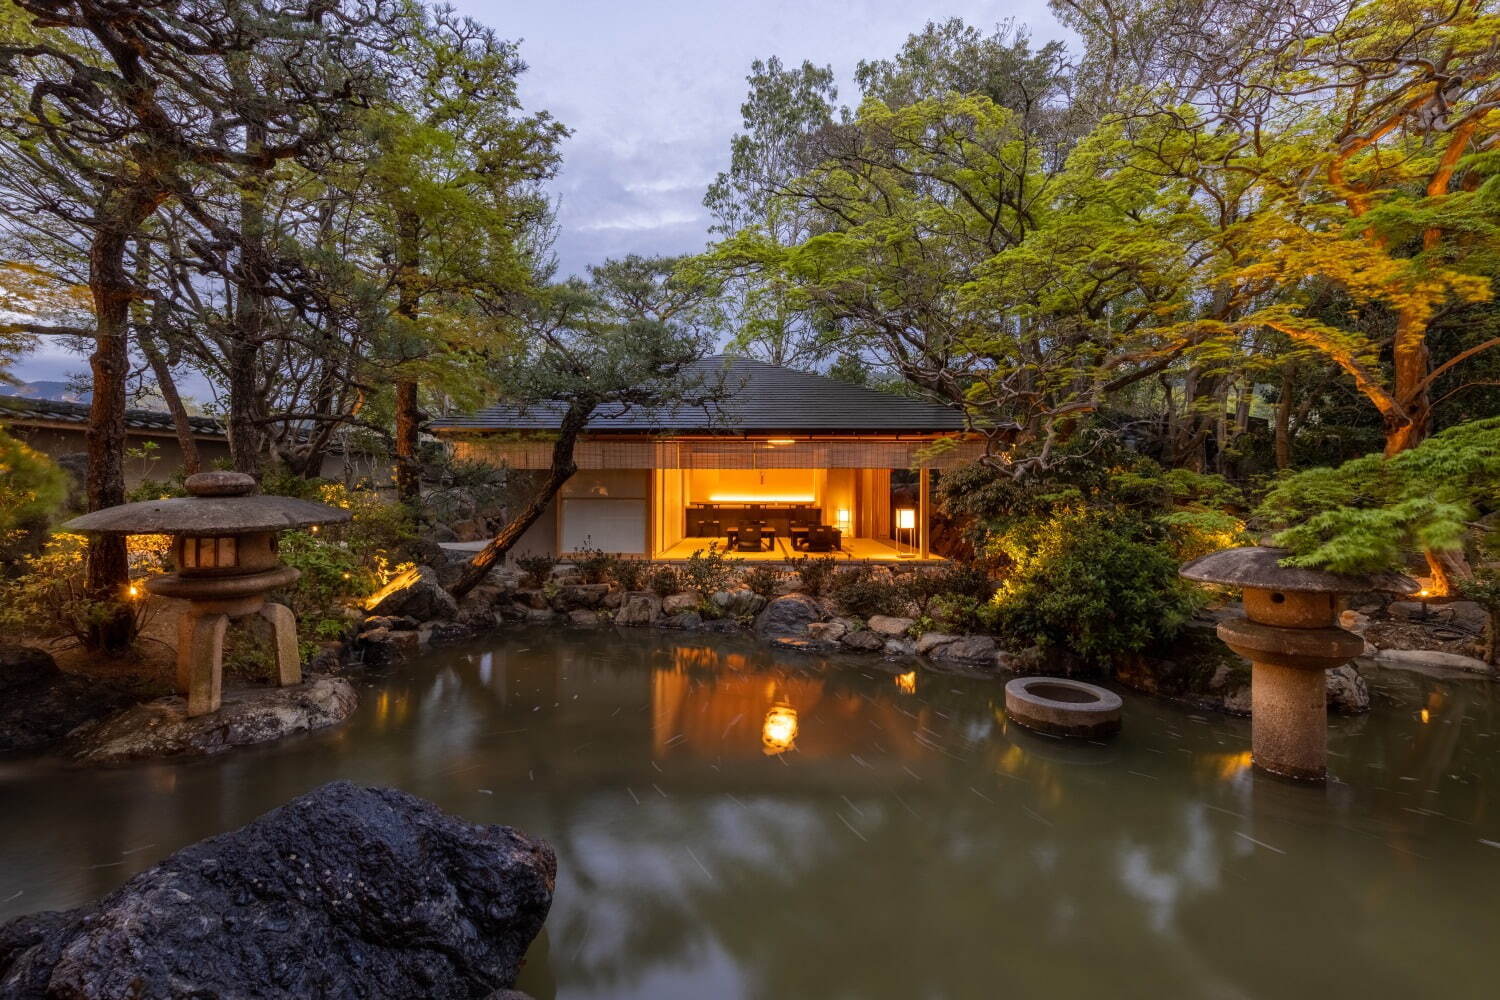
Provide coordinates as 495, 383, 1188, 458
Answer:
1181, 547, 1415, 781
64, 471, 350, 718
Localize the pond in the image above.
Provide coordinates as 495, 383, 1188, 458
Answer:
2, 628, 1497, 999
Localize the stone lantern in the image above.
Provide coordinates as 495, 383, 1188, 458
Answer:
1180, 546, 1416, 781
64, 472, 351, 717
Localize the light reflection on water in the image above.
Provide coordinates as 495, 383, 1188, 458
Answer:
1, 628, 1497, 999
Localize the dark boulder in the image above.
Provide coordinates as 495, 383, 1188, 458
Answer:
364, 566, 458, 622
0, 781, 555, 1000
0, 646, 136, 755
754, 594, 821, 641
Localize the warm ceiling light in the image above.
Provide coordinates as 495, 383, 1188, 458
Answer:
708, 493, 816, 503
766, 438, 796, 445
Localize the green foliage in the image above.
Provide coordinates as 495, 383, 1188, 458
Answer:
741, 565, 783, 597
830, 566, 906, 619
1258, 418, 1500, 573
276, 532, 370, 655
648, 563, 685, 598
897, 564, 994, 617
682, 546, 735, 596
0, 428, 67, 567
515, 553, 558, 589
0, 532, 152, 647
569, 544, 615, 585
785, 554, 838, 596
991, 509, 1200, 664
608, 558, 649, 593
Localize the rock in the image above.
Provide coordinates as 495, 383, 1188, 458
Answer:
841, 629, 885, 652
754, 594, 821, 641
931, 635, 998, 664
1326, 663, 1370, 714
1387, 600, 1487, 632
0, 781, 554, 1000
0, 646, 137, 754
807, 620, 848, 643
70, 677, 357, 765
866, 615, 915, 638
419, 621, 476, 647
662, 592, 702, 615
457, 607, 501, 630
613, 592, 663, 627
566, 609, 601, 627
602, 591, 623, 610
1339, 609, 1371, 634
364, 566, 458, 622
915, 632, 959, 656
769, 637, 838, 655
552, 584, 610, 612
307, 642, 347, 674
355, 627, 401, 667
1221, 684, 1253, 715
363, 615, 420, 632
659, 611, 703, 630
524, 608, 557, 624
712, 589, 767, 617
1373, 648, 1494, 674
516, 590, 549, 611
459, 585, 506, 614
884, 638, 917, 657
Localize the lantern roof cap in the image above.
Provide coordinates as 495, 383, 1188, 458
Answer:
1180, 546, 1418, 595
62, 472, 352, 535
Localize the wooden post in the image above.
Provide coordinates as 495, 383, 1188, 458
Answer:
918, 467, 931, 560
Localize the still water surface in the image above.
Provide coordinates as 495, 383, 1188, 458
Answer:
1, 628, 1497, 999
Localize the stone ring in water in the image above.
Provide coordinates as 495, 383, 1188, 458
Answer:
1004, 677, 1123, 738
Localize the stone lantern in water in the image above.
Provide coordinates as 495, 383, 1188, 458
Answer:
64, 472, 351, 718
1180, 546, 1416, 782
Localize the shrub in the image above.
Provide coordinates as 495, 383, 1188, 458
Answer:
515, 552, 559, 588
830, 566, 905, 619
898, 563, 992, 616
683, 545, 735, 595
742, 565, 783, 597
0, 532, 157, 647
786, 554, 838, 596
648, 563, 685, 597
0, 428, 68, 569
991, 508, 1199, 665
610, 557, 649, 592
277, 530, 372, 655
570, 543, 616, 585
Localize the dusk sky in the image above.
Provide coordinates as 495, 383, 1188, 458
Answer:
12, 0, 1067, 387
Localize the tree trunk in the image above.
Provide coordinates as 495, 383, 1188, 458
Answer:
137, 322, 201, 475
85, 191, 165, 652
448, 402, 591, 600
226, 48, 269, 478
392, 211, 422, 505
1274, 365, 1295, 471
1424, 546, 1472, 599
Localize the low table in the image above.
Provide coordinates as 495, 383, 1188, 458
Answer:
725, 527, 776, 552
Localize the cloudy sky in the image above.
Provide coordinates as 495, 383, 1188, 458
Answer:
12, 0, 1066, 385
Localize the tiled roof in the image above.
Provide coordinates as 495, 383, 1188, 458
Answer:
430, 356, 966, 434
0, 395, 226, 437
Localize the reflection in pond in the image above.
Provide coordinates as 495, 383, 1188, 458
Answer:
1, 629, 1497, 999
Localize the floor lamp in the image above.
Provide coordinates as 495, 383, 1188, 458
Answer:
896, 507, 916, 559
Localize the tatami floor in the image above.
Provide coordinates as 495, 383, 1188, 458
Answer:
652, 536, 943, 563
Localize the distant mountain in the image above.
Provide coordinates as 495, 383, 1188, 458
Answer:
0, 380, 91, 403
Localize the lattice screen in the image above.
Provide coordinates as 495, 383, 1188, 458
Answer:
452, 436, 985, 470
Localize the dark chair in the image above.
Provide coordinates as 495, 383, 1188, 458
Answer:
735, 525, 764, 552
703, 519, 722, 538
802, 524, 840, 552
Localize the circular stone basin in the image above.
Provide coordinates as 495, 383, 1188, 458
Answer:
1005, 677, 1123, 739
